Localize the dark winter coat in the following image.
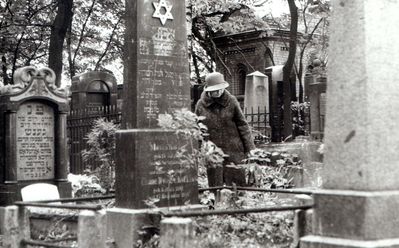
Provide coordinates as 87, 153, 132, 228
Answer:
195, 90, 255, 164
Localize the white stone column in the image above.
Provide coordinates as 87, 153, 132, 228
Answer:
301, 1, 399, 247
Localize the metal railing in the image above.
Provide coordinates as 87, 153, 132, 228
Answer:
198, 185, 313, 195
165, 185, 313, 217
14, 194, 115, 248
67, 105, 121, 174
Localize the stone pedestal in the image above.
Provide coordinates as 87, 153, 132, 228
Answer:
301, 0, 399, 247
115, 129, 198, 209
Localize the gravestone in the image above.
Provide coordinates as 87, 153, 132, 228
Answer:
0, 66, 71, 205
21, 183, 60, 202
309, 77, 327, 141
301, 1, 399, 247
244, 71, 271, 137
115, 0, 198, 209
70, 71, 118, 110
265, 66, 284, 142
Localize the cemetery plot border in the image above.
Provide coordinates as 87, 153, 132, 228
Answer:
7, 187, 312, 247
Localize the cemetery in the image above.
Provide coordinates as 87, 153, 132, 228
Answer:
0, 0, 397, 247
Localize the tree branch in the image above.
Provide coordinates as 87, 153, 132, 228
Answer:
71, 0, 96, 77
94, 16, 122, 70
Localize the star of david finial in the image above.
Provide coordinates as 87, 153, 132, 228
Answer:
152, 0, 174, 26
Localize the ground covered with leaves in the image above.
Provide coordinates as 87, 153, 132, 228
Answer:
194, 193, 295, 248
140, 190, 297, 248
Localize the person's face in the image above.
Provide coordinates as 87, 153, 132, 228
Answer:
208, 89, 224, 98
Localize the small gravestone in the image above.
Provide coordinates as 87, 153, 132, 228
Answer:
21, 183, 60, 213
21, 183, 60, 202
0, 66, 71, 205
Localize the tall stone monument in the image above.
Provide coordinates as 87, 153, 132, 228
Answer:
301, 1, 399, 247
0, 66, 71, 205
115, 0, 198, 209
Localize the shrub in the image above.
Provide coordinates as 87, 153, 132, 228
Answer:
81, 118, 119, 193
158, 108, 227, 189
243, 148, 302, 189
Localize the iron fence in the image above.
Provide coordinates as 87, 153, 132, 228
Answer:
243, 106, 271, 143
67, 105, 270, 174
67, 105, 121, 174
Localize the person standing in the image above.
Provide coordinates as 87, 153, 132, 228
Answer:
195, 72, 255, 165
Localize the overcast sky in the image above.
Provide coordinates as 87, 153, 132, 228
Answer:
254, 1, 289, 18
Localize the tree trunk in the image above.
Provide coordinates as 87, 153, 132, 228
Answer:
1, 56, 9, 85
48, 0, 73, 87
282, 0, 298, 140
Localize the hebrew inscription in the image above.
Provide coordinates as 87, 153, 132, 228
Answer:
16, 102, 54, 180
134, 132, 198, 207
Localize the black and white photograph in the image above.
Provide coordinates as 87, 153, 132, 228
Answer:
0, 0, 394, 247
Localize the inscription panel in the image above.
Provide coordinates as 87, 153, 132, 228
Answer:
137, 56, 190, 126
116, 130, 198, 209
16, 102, 55, 181
137, 132, 197, 208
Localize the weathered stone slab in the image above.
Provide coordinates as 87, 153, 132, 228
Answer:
115, 129, 198, 209
311, 190, 399, 240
